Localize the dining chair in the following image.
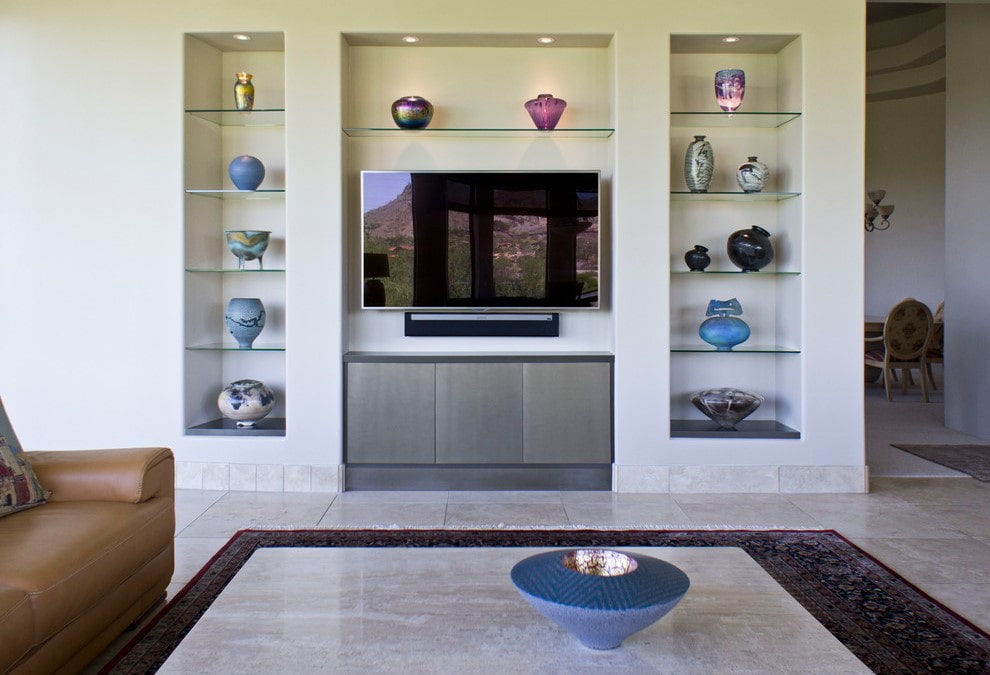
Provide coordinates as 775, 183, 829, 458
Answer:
864, 298, 934, 402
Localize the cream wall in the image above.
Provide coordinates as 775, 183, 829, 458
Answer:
0, 0, 866, 491
865, 92, 945, 317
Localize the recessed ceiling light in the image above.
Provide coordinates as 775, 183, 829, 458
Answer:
402, 36, 420, 44
232, 34, 251, 41
537, 36, 556, 44
721, 36, 740, 43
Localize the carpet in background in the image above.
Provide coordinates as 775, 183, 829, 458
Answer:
103, 529, 990, 674
892, 444, 990, 481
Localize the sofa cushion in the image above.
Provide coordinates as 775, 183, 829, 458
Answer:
0, 497, 174, 648
0, 585, 34, 673
0, 433, 48, 519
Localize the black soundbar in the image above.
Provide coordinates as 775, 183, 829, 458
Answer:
404, 312, 560, 337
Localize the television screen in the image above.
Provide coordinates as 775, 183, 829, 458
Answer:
361, 171, 600, 309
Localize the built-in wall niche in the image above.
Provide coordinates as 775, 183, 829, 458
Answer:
341, 32, 617, 353
342, 33, 614, 130
668, 34, 803, 439
183, 32, 288, 435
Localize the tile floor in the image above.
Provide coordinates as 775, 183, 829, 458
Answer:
87, 377, 990, 670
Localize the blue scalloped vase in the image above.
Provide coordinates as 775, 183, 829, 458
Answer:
699, 316, 751, 351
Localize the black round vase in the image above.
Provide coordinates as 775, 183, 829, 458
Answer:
727, 226, 774, 272
684, 245, 711, 271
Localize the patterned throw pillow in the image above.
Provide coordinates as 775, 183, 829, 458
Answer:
0, 397, 48, 518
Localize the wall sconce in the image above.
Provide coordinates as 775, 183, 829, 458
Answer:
865, 190, 894, 232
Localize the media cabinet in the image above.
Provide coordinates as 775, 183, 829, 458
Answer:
343, 352, 613, 490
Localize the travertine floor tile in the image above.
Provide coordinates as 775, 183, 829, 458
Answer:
443, 502, 569, 528
173, 538, 230, 584
921, 582, 990, 630
673, 494, 824, 529
787, 494, 969, 538
178, 491, 336, 538
446, 490, 564, 504
849, 537, 990, 585
174, 489, 225, 533
317, 502, 447, 528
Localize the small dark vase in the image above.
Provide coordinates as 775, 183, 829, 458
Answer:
727, 225, 774, 272
684, 245, 711, 271
391, 96, 434, 129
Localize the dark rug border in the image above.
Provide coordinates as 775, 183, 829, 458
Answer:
891, 443, 990, 482
103, 529, 990, 674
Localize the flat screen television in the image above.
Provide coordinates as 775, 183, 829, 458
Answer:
361, 171, 600, 309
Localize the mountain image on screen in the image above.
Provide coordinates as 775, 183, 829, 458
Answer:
362, 172, 599, 309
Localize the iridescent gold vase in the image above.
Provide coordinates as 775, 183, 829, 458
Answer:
234, 72, 255, 111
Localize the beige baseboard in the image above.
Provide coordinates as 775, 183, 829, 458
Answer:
176, 462, 868, 494
175, 462, 344, 492
614, 464, 869, 493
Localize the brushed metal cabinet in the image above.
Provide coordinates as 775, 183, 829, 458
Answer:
522, 362, 612, 463
345, 362, 436, 463
435, 363, 523, 463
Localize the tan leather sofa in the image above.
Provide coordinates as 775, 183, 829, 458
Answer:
0, 447, 175, 674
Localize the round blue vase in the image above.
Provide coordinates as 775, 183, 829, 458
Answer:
228, 155, 266, 190
699, 315, 751, 351
224, 298, 266, 348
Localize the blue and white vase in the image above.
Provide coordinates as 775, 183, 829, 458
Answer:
217, 379, 275, 427
228, 155, 265, 190
699, 298, 751, 351
736, 156, 769, 193
684, 135, 714, 193
224, 298, 266, 348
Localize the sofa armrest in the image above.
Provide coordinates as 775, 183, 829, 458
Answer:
24, 447, 174, 503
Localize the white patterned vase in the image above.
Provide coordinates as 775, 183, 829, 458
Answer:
684, 135, 714, 193
736, 156, 769, 193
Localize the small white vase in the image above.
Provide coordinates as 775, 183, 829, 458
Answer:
736, 156, 769, 193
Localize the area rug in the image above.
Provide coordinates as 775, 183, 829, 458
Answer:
891, 443, 990, 481
103, 529, 990, 674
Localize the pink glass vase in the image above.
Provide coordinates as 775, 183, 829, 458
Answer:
714, 69, 745, 112
524, 93, 567, 130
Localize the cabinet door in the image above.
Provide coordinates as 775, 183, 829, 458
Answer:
435, 363, 523, 463
346, 363, 435, 463
523, 362, 612, 463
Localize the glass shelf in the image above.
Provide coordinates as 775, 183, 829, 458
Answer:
670, 191, 800, 201
343, 127, 614, 138
186, 417, 286, 437
670, 345, 801, 354
185, 267, 285, 273
670, 419, 800, 439
186, 343, 286, 351
185, 109, 285, 126
670, 112, 801, 128
671, 270, 800, 276
185, 189, 285, 199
